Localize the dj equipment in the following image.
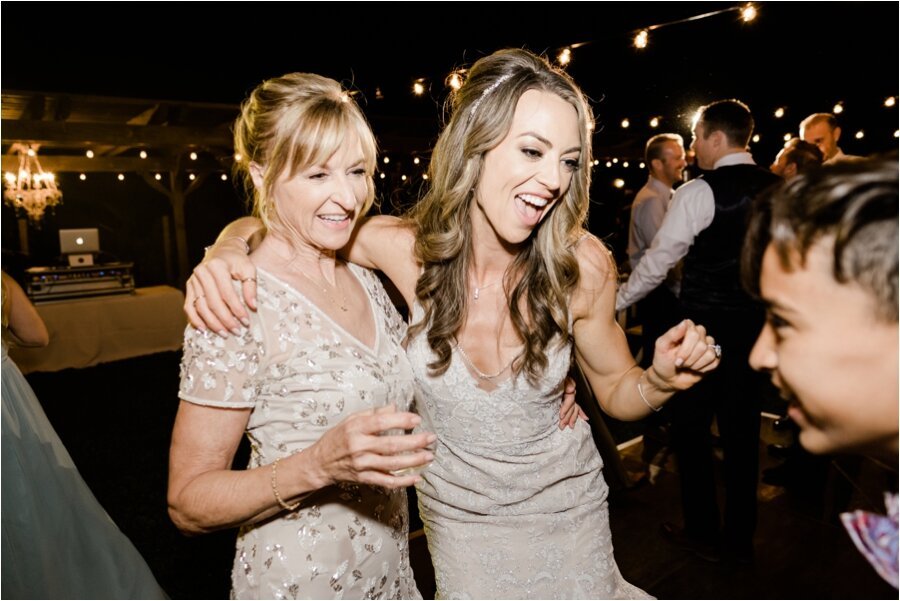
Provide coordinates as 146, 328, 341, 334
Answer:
25, 262, 135, 303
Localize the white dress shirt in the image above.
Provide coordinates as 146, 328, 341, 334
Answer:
627, 175, 673, 267
616, 152, 757, 311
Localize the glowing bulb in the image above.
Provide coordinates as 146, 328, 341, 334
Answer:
413, 80, 425, 96
422, 174, 429, 180
117, 173, 125, 181
634, 30, 649, 50
605, 161, 612, 168
79, 173, 87, 181
4, 172, 15, 184
233, 153, 242, 161
189, 173, 196, 180
383, 156, 390, 164
613, 178, 625, 189
620, 118, 630, 129
401, 175, 407, 181
752, 134, 760, 143
221, 173, 228, 181
379, 173, 386, 179
639, 162, 646, 169
833, 102, 844, 114
612, 158, 619, 164
623, 161, 630, 168
895, 130, 899, 138
649, 117, 660, 128
783, 133, 792, 142
189, 151, 198, 161
741, 3, 757, 22
774, 107, 785, 118
854, 130, 864, 139
139, 150, 148, 159
885, 96, 896, 108
447, 72, 463, 90
155, 173, 162, 181
413, 157, 420, 165
558, 48, 572, 65
86, 149, 95, 158
593, 160, 600, 166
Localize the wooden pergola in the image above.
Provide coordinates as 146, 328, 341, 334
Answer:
2, 90, 238, 285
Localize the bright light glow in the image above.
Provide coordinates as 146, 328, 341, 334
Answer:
423, 174, 429, 180
383, 157, 390, 164
634, 30, 649, 50
885, 96, 896, 107
139, 150, 148, 159
221, 174, 228, 181
649, 117, 660, 128
79, 173, 86, 181
741, 3, 757, 22
155, 173, 162, 181
379, 173, 386, 180
413, 157, 420, 165
620, 118, 630, 129
752, 134, 761, 143
234, 153, 242, 161
189, 152, 198, 161
774, 107, 785, 118
593, 159, 600, 166
605, 161, 612, 168
86, 149, 95, 159
639, 162, 646, 169
833, 102, 844, 114
447, 72, 463, 90
401, 175, 407, 181
855, 130, 864, 139
895, 130, 899, 138
4, 172, 15, 185
189, 173, 196, 181
413, 80, 425, 96
613, 178, 625, 189
118, 173, 125, 181
558, 48, 572, 65
623, 161, 630, 168
612, 158, 619, 164
783, 133, 792, 142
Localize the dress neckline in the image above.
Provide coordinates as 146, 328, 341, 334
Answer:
256, 264, 381, 356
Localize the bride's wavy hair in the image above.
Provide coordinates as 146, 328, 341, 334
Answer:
406, 49, 594, 383
233, 73, 377, 250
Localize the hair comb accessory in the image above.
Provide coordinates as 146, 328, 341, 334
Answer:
468, 73, 514, 123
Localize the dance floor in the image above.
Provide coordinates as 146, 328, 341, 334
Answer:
26, 351, 897, 599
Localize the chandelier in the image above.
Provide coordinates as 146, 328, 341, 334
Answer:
3, 143, 62, 224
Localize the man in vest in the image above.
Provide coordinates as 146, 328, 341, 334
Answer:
617, 99, 780, 563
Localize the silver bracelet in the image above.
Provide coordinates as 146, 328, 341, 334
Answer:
637, 370, 662, 413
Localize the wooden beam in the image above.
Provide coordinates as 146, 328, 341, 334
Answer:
1, 120, 234, 148
1, 154, 235, 174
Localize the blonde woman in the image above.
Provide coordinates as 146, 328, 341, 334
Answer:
189, 50, 720, 598
167, 73, 434, 599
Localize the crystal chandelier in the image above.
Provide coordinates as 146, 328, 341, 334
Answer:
3, 143, 62, 224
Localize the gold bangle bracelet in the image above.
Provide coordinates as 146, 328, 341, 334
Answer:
271, 457, 300, 512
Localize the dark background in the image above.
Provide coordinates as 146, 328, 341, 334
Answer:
2, 2, 898, 283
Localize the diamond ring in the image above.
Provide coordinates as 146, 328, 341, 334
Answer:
708, 343, 722, 359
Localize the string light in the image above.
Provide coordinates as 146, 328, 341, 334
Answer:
649, 116, 660, 128
412, 79, 426, 96
233, 153, 242, 162
79, 173, 86, 181
139, 150, 148, 159
379, 173, 386, 179
622, 161, 630, 168
383, 156, 390, 164
783, 133, 792, 142
612, 158, 619, 164
740, 3, 757, 22
895, 130, 899, 138
752, 134, 761, 143
833, 102, 844, 114
117, 173, 125, 181
634, 30, 649, 50
774, 107, 785, 118
613, 178, 625, 189
401, 175, 407, 181
189, 151, 198, 161
413, 157, 420, 165
558, 48, 572, 65
885, 96, 896, 107
86, 149, 95, 159
220, 173, 228, 181
605, 161, 612, 168
855, 130, 865, 139
189, 173, 196, 181
154, 173, 162, 181
446, 72, 463, 90
639, 162, 646, 169
620, 118, 630, 129
422, 174, 429, 180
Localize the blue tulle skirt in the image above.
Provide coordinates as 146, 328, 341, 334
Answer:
2, 351, 167, 599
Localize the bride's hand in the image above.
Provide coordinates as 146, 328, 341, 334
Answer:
559, 376, 588, 430
185, 238, 258, 334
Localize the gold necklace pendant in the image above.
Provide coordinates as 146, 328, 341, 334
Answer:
299, 269, 348, 311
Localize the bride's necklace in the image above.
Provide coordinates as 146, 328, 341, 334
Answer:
298, 268, 348, 312
455, 342, 517, 381
472, 280, 501, 301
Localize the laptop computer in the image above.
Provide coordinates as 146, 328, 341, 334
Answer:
59, 228, 100, 265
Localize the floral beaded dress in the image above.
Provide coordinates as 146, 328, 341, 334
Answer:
408, 302, 651, 600
179, 265, 421, 600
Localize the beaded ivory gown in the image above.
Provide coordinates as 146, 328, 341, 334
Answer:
409, 302, 651, 600
179, 265, 421, 600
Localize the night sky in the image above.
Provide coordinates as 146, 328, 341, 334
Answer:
3, 2, 897, 161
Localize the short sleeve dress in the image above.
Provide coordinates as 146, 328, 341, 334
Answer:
179, 265, 421, 600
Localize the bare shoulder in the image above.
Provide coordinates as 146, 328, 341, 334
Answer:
574, 233, 617, 286
349, 215, 415, 269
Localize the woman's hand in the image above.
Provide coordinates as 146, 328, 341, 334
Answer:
650, 319, 721, 392
185, 239, 258, 334
305, 404, 436, 489
558, 376, 588, 430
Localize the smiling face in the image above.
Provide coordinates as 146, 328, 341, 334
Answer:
749, 242, 899, 456
472, 89, 582, 246
257, 132, 369, 253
